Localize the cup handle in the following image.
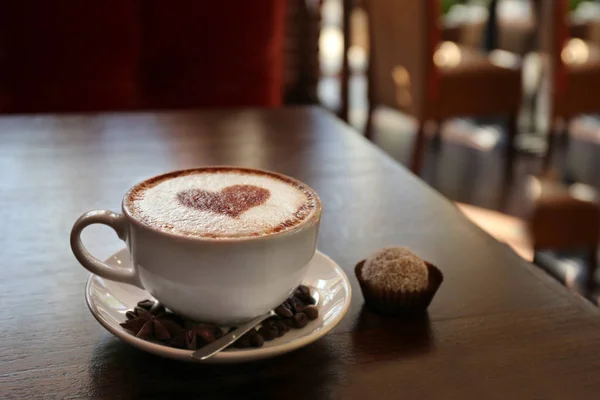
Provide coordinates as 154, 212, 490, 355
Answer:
70, 210, 142, 288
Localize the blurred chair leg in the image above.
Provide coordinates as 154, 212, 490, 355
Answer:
543, 119, 559, 173
431, 120, 442, 151
410, 122, 427, 174
587, 249, 598, 295
505, 113, 518, 180
364, 104, 374, 140
561, 117, 571, 147
338, 0, 351, 122
364, 0, 376, 141
483, 0, 499, 51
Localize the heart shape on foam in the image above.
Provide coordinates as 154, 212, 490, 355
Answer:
177, 185, 270, 218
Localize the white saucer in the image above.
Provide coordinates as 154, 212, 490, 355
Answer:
85, 249, 351, 364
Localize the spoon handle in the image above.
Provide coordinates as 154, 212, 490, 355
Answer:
190, 311, 274, 361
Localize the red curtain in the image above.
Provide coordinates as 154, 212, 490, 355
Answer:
0, 0, 286, 113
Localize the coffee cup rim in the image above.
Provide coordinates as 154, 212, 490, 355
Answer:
121, 166, 322, 243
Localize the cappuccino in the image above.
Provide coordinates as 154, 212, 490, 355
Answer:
124, 168, 320, 239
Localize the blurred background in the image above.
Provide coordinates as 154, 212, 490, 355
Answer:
1, 0, 599, 303
319, 0, 600, 306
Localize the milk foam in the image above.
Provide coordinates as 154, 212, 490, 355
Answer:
128, 170, 317, 238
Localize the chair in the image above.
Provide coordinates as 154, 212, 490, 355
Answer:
528, 178, 600, 297
364, 0, 522, 175
283, 0, 322, 105
540, 0, 600, 170
451, 0, 537, 56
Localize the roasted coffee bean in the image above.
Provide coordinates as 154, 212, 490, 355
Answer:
149, 302, 165, 315
303, 305, 319, 321
213, 327, 224, 340
234, 333, 252, 349
158, 312, 185, 327
297, 285, 310, 297
153, 320, 171, 341
159, 319, 185, 337
283, 300, 294, 312
266, 316, 282, 326
136, 320, 154, 339
134, 306, 150, 316
249, 330, 264, 348
258, 325, 277, 341
275, 304, 293, 318
289, 297, 306, 313
186, 330, 197, 350
294, 287, 316, 305
120, 316, 147, 334
124, 292, 320, 352
266, 317, 285, 334
193, 325, 216, 344
293, 312, 309, 329
137, 299, 155, 310
170, 332, 188, 349
263, 318, 281, 337
303, 295, 317, 306
274, 320, 287, 337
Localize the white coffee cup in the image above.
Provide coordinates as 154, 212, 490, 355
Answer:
70, 168, 321, 325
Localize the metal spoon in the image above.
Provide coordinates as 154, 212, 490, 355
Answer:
190, 311, 275, 361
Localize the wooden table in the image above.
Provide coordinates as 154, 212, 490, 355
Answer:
2, 107, 600, 399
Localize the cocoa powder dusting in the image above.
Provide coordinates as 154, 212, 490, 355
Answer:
177, 185, 270, 218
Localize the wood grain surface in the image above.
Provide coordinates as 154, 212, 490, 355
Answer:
1, 107, 599, 399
